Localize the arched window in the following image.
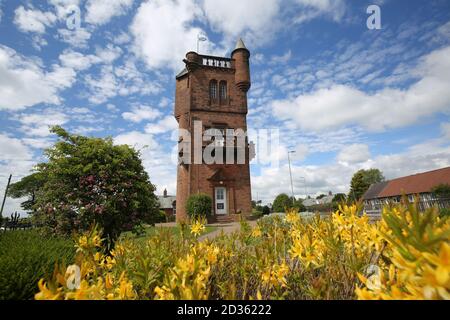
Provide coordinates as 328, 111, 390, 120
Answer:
219, 81, 227, 104
209, 80, 218, 102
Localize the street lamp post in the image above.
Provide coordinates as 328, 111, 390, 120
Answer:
299, 176, 307, 198
287, 151, 296, 203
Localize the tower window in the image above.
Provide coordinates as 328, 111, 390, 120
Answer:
219, 81, 227, 104
209, 80, 218, 102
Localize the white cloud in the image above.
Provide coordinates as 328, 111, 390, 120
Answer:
252, 141, 450, 204
441, 122, 450, 140
59, 50, 99, 71
85, 62, 161, 105
71, 107, 91, 114
0, 135, 34, 178
293, 144, 309, 161
0, 134, 33, 161
106, 103, 120, 113
145, 116, 178, 134
122, 105, 162, 123
84, 66, 118, 104
270, 50, 292, 65
202, 0, 280, 44
159, 97, 172, 108
14, 6, 57, 34
17, 109, 69, 137
130, 0, 351, 70
113, 32, 131, 45
48, 0, 81, 20
85, 0, 133, 26
72, 125, 103, 135
58, 28, 92, 48
272, 46, 450, 132
59, 44, 122, 72
95, 44, 123, 64
130, 0, 209, 70
48, 0, 92, 47
0, 45, 75, 110
293, 0, 347, 23
337, 144, 370, 164
22, 137, 53, 149
0, 135, 35, 215
114, 130, 177, 195
115, 131, 159, 151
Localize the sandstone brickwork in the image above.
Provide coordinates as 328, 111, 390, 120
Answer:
175, 39, 252, 222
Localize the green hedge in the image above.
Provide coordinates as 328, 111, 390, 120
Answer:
440, 208, 450, 217
186, 193, 212, 219
0, 229, 75, 300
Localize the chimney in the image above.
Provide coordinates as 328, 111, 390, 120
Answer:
163, 189, 168, 198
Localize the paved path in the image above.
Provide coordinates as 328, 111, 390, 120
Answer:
199, 221, 257, 241
154, 221, 258, 241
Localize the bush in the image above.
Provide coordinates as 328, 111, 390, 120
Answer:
272, 193, 292, 212
28, 126, 159, 252
431, 183, 450, 198
156, 210, 168, 223
262, 206, 271, 215
35, 200, 450, 300
185, 193, 212, 219
440, 207, 450, 217
0, 230, 75, 300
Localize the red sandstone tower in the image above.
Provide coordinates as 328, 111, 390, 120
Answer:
174, 39, 253, 222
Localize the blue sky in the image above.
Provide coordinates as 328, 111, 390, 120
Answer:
1, 0, 450, 213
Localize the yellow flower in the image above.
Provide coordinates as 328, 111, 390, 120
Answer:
300, 252, 320, 269
190, 220, 206, 237
251, 226, 262, 238
155, 286, 175, 300
422, 242, 450, 286
94, 252, 102, 262
261, 262, 289, 288
177, 254, 196, 273
285, 209, 300, 224
35, 279, 62, 300
289, 241, 303, 260
117, 273, 136, 300
205, 245, 220, 264
65, 280, 103, 300
355, 287, 379, 300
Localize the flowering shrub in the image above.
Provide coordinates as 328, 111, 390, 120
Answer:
36, 201, 449, 300
356, 203, 450, 300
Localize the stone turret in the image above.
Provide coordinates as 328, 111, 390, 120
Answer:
231, 38, 251, 93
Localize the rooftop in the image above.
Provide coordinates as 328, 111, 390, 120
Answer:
363, 166, 450, 200
158, 195, 176, 209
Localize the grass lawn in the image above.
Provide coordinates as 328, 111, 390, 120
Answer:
121, 225, 218, 243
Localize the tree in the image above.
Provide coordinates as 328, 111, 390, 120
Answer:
431, 184, 450, 199
32, 126, 159, 251
8, 172, 45, 213
332, 193, 347, 203
186, 193, 212, 219
348, 168, 385, 202
293, 198, 306, 212
262, 206, 270, 215
272, 193, 292, 212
